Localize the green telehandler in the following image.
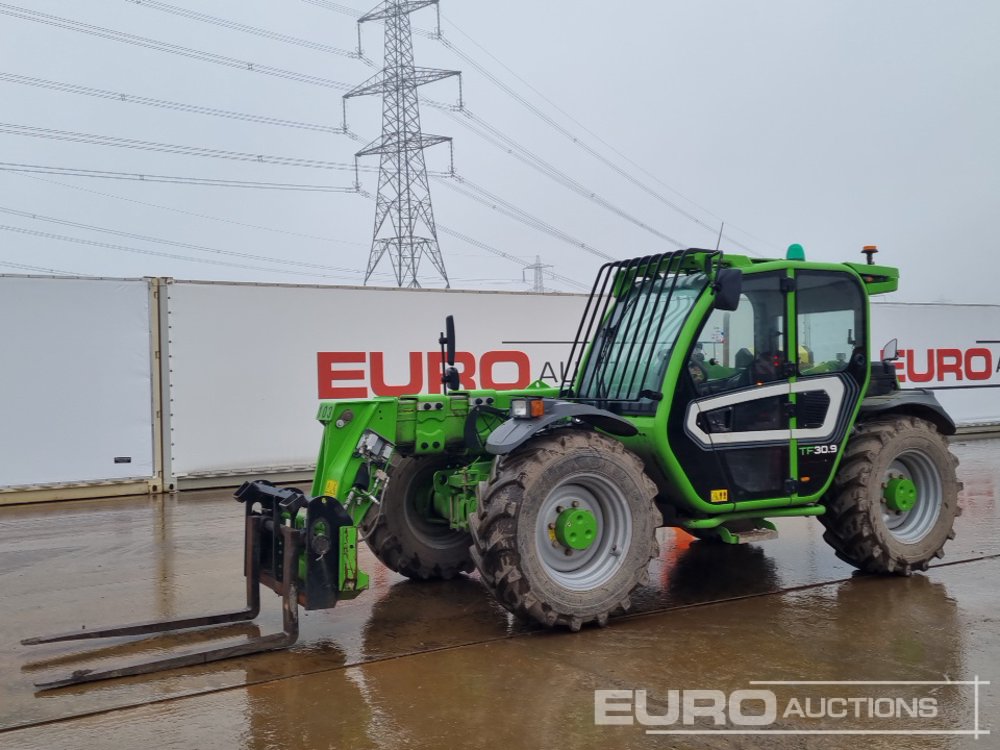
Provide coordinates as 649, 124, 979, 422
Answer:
25, 246, 961, 688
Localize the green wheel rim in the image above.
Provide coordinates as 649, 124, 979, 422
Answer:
881, 449, 943, 543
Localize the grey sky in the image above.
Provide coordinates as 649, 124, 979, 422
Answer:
1, 1, 997, 300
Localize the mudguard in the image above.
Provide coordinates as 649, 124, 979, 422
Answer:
485, 399, 638, 455
858, 389, 957, 435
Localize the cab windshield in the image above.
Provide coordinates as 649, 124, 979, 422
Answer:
577, 272, 708, 403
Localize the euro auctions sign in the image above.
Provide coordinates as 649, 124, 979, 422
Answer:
594, 678, 991, 738
163, 282, 1000, 480
891, 348, 996, 383
316, 350, 535, 399
164, 281, 585, 477
871, 302, 1000, 425
313, 303, 1000, 421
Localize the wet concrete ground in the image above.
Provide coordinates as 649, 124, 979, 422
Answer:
0, 437, 997, 749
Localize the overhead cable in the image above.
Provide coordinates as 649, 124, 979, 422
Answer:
0, 162, 361, 192
0, 259, 81, 275
436, 224, 589, 292
0, 72, 354, 136
0, 222, 370, 281
128, 0, 374, 64
0, 122, 437, 173
437, 19, 771, 255
0, 4, 355, 91
438, 175, 615, 261
0, 204, 373, 276
10, 172, 368, 246
444, 109, 685, 247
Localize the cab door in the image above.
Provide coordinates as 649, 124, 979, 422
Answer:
791, 270, 868, 498
673, 271, 795, 503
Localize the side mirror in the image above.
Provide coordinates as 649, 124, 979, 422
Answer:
713, 268, 742, 311
445, 315, 456, 366
439, 315, 459, 391
882, 338, 900, 362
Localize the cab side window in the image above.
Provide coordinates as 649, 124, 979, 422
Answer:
691, 273, 786, 393
796, 272, 865, 377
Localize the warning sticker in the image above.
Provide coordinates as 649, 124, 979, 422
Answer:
710, 489, 729, 503
324, 479, 339, 498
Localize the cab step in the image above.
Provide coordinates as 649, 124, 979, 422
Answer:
726, 527, 779, 544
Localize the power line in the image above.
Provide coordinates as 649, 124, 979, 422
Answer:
0, 222, 369, 281
3, 173, 580, 289
0, 72, 356, 137
9, 172, 367, 247
0, 162, 361, 192
0, 121, 409, 173
0, 4, 459, 113
444, 109, 686, 247
2, 0, 753, 253
0, 4, 355, 91
2, 3, 670, 247
0, 161, 614, 267
299, 0, 362, 18
351, 185, 587, 290
1, 161, 615, 272
436, 18, 774, 255
128, 0, 374, 64
298, 0, 771, 253
435, 223, 589, 292
438, 175, 615, 261
0, 259, 82, 275
301, 0, 439, 39
0, 204, 374, 276
1, 3, 698, 264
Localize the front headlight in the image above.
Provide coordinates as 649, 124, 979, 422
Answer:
510, 397, 544, 419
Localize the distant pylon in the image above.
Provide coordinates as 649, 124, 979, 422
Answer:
344, 0, 460, 288
523, 255, 552, 293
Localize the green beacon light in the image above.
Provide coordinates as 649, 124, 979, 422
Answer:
786, 243, 805, 261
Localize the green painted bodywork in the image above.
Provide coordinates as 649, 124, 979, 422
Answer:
884, 476, 918, 512
556, 508, 598, 550
433, 459, 492, 530
682, 506, 826, 529
300, 249, 900, 598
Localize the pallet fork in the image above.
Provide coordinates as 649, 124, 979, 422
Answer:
22, 481, 349, 690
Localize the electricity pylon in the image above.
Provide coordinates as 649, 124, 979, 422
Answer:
344, 0, 460, 287
523, 255, 552, 293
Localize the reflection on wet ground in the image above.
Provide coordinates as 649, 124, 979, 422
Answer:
0, 438, 997, 748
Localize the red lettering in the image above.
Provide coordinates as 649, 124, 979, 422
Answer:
965, 348, 993, 380
425, 351, 477, 393
317, 349, 540, 398
936, 348, 963, 381
893, 347, 997, 384
370, 351, 423, 396
481, 350, 532, 389
317, 352, 368, 399
906, 349, 935, 383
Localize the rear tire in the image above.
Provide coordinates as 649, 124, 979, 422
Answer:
361, 455, 474, 581
820, 416, 961, 575
469, 430, 660, 630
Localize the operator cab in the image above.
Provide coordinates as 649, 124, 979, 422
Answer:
671, 266, 868, 503
562, 248, 872, 508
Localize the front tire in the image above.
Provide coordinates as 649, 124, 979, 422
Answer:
469, 430, 660, 630
361, 455, 474, 580
820, 416, 961, 574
